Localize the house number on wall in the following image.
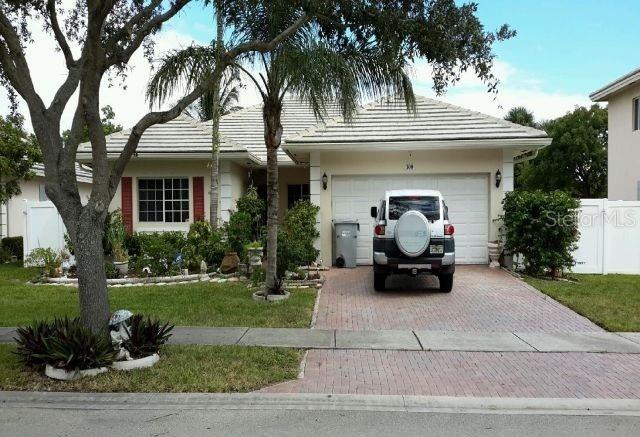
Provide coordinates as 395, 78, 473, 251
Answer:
406, 163, 414, 171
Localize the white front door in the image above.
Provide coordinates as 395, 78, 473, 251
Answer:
331, 174, 489, 264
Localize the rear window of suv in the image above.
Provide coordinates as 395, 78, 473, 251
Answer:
388, 196, 440, 220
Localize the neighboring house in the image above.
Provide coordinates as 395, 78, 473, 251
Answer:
0, 164, 92, 239
590, 66, 640, 201
77, 96, 550, 265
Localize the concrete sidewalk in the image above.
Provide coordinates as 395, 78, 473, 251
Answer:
2, 326, 640, 353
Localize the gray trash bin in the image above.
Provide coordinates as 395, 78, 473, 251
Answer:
332, 219, 359, 268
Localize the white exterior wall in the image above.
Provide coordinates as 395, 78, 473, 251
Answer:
110, 159, 248, 232
3, 177, 91, 238
607, 82, 640, 200
315, 148, 506, 264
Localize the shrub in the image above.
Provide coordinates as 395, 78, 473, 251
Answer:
276, 200, 320, 279
225, 210, 253, 257
104, 261, 120, 279
25, 247, 69, 277
502, 190, 580, 276
182, 221, 226, 271
235, 186, 265, 240
251, 267, 266, 286
122, 314, 174, 359
14, 317, 117, 371
126, 232, 186, 276
0, 245, 11, 263
1, 236, 23, 260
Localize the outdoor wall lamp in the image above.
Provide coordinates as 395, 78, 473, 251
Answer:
322, 172, 328, 190
495, 169, 502, 188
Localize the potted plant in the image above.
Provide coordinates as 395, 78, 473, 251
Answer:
15, 317, 117, 380
112, 314, 173, 371
112, 242, 129, 275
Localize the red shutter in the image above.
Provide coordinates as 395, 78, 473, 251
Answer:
193, 176, 205, 221
121, 177, 133, 234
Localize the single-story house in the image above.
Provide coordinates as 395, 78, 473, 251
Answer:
0, 164, 92, 239
590, 66, 640, 201
77, 96, 550, 265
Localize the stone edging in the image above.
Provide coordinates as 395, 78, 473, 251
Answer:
31, 272, 241, 288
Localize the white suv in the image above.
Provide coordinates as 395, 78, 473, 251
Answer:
370, 189, 455, 292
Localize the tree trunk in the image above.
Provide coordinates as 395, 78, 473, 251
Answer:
73, 210, 110, 334
209, 1, 224, 228
265, 146, 279, 292
263, 99, 283, 293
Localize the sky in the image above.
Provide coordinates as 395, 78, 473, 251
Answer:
2, 0, 640, 130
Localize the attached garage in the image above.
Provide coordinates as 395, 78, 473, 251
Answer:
331, 174, 489, 265
283, 96, 552, 267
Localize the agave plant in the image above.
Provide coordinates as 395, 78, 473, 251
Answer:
123, 315, 174, 359
15, 317, 117, 371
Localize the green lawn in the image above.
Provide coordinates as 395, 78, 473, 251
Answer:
0, 344, 301, 392
526, 274, 640, 332
0, 263, 316, 327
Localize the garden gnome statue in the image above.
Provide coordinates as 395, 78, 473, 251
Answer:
109, 309, 133, 361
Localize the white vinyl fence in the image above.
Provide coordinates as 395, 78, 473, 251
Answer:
23, 200, 67, 262
573, 199, 640, 274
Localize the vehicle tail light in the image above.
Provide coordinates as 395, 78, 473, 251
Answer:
374, 225, 386, 236
444, 224, 455, 235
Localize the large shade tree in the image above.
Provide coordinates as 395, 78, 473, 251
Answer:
0, 0, 328, 333
518, 105, 608, 198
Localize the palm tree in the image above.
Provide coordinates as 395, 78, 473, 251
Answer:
232, 17, 414, 294
505, 106, 537, 128
186, 69, 243, 120
146, 0, 229, 228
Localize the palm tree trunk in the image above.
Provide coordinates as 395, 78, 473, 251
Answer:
263, 99, 283, 293
209, 1, 224, 228
265, 146, 279, 291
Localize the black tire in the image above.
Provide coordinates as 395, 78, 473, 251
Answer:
374, 272, 387, 291
438, 273, 453, 293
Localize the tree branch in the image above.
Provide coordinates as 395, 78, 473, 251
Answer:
46, 0, 75, 68
224, 13, 310, 60
104, 0, 191, 69
108, 83, 205, 194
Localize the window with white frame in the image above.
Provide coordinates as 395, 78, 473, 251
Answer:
633, 97, 640, 131
138, 178, 189, 223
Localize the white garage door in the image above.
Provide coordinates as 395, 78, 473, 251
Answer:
331, 174, 489, 265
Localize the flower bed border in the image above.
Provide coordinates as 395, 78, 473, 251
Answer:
32, 272, 241, 287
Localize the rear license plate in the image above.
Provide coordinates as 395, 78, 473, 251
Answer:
430, 245, 444, 254
399, 264, 431, 269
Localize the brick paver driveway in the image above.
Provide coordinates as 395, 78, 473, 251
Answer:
314, 266, 602, 332
260, 266, 640, 398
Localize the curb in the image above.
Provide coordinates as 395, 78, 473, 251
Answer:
1, 391, 640, 416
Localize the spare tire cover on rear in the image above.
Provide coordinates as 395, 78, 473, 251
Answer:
394, 211, 431, 257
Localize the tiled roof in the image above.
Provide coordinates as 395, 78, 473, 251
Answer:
202, 97, 343, 164
79, 95, 549, 165
77, 113, 246, 158
286, 96, 549, 146
32, 163, 92, 183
